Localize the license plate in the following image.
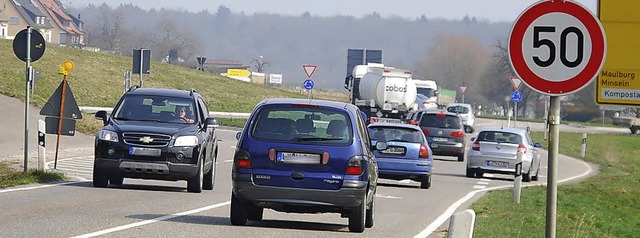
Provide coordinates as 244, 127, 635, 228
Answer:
129, 147, 161, 157
277, 152, 321, 165
381, 146, 405, 155
486, 160, 508, 168
432, 137, 448, 142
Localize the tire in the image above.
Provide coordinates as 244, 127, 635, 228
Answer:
109, 175, 124, 186
523, 168, 532, 182
532, 165, 540, 181
365, 191, 375, 228
457, 152, 465, 162
631, 126, 638, 134
203, 154, 216, 190
475, 171, 484, 178
465, 168, 474, 178
247, 205, 264, 221
92, 167, 108, 188
230, 193, 248, 226
348, 192, 366, 233
187, 160, 203, 193
420, 175, 431, 189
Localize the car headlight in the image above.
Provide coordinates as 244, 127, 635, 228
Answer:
98, 130, 118, 142
174, 136, 198, 147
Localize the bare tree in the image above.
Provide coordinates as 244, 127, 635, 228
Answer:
150, 19, 198, 63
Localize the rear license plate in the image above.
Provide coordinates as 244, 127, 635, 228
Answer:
277, 152, 321, 165
486, 160, 508, 167
381, 146, 406, 155
432, 137, 448, 142
129, 147, 161, 157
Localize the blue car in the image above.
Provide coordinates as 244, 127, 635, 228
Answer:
368, 123, 433, 189
231, 98, 385, 233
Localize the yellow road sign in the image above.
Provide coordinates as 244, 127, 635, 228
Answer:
227, 69, 251, 77
597, 0, 640, 106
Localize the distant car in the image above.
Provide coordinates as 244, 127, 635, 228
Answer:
446, 103, 475, 133
466, 127, 543, 182
418, 111, 469, 162
415, 94, 438, 110
404, 109, 440, 125
368, 123, 433, 189
93, 87, 219, 193
231, 98, 385, 233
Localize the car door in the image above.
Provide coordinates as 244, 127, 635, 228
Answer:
197, 97, 215, 166
356, 109, 377, 191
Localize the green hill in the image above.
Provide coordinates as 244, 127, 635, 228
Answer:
1, 39, 348, 112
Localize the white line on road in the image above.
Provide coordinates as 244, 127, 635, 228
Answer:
0, 181, 87, 194
72, 201, 231, 238
479, 178, 490, 182
473, 185, 486, 189
224, 159, 234, 163
477, 181, 489, 185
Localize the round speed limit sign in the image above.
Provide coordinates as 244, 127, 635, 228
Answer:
509, 0, 606, 96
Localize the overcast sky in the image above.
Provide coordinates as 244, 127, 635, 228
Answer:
65, 0, 599, 22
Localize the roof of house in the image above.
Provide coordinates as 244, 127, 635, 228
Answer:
37, 0, 83, 35
11, 0, 53, 29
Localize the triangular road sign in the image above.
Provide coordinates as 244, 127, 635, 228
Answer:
40, 80, 83, 119
509, 77, 523, 91
459, 86, 468, 94
303, 64, 317, 78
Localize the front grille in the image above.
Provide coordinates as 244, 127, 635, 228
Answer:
123, 132, 172, 147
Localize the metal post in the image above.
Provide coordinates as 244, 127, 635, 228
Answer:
507, 104, 511, 128
139, 49, 144, 88
546, 96, 560, 238
544, 97, 549, 140
38, 119, 46, 171
515, 101, 518, 128
513, 151, 523, 204
54, 75, 68, 169
23, 26, 32, 172
581, 133, 587, 158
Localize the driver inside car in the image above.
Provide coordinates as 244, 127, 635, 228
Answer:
176, 105, 195, 123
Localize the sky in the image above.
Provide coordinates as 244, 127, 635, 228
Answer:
65, 0, 599, 22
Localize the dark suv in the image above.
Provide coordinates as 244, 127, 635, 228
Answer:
231, 98, 385, 233
93, 87, 219, 193
418, 111, 469, 161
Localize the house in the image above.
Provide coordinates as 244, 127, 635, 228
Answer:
0, 0, 53, 40
37, 0, 83, 46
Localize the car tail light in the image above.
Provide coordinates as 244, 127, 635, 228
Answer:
421, 128, 430, 136
518, 144, 527, 153
322, 151, 330, 164
345, 156, 363, 175
411, 120, 418, 125
419, 144, 429, 158
268, 148, 275, 162
436, 113, 447, 117
234, 148, 251, 169
472, 140, 480, 151
372, 118, 379, 123
450, 131, 465, 138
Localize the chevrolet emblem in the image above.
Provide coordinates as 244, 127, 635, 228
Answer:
139, 136, 154, 143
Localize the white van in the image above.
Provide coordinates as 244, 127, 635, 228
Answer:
413, 79, 439, 109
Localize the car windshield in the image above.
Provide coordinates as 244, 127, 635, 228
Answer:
113, 95, 196, 124
420, 114, 462, 129
368, 126, 422, 143
447, 106, 469, 114
476, 131, 522, 144
251, 105, 353, 145
417, 88, 436, 97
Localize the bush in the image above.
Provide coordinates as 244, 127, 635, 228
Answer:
562, 106, 601, 122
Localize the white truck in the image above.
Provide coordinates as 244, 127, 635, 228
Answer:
344, 63, 417, 121
413, 79, 439, 110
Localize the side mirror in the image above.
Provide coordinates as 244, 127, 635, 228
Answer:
235, 132, 242, 141
464, 125, 475, 134
470, 137, 476, 142
374, 141, 388, 151
534, 142, 543, 148
95, 110, 108, 125
205, 117, 219, 128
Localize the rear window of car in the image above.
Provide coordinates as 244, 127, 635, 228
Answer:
476, 131, 522, 144
447, 106, 469, 114
250, 105, 353, 145
420, 114, 462, 129
368, 126, 423, 143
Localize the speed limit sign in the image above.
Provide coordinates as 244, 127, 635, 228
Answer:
509, 0, 606, 96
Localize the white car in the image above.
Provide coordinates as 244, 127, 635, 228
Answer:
446, 103, 475, 132
466, 127, 543, 182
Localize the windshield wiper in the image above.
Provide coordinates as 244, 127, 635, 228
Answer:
297, 137, 343, 141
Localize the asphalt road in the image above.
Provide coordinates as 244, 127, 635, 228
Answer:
0, 95, 601, 237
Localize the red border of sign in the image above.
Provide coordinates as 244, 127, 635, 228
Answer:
509, 0, 606, 96
459, 86, 468, 94
509, 77, 523, 91
303, 65, 317, 78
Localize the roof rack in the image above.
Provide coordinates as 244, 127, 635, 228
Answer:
190, 88, 197, 96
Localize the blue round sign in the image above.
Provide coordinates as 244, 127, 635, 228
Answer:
303, 79, 315, 90
511, 91, 523, 103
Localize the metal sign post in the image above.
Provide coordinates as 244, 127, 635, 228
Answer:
547, 96, 561, 237
24, 27, 31, 172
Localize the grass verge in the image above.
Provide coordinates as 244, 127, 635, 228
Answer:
471, 132, 640, 237
0, 162, 66, 189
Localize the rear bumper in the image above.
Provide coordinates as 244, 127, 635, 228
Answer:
430, 142, 465, 156
467, 155, 532, 174
232, 173, 367, 208
377, 158, 431, 178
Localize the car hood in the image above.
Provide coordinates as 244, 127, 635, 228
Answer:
107, 120, 198, 136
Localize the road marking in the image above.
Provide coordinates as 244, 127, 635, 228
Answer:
479, 178, 490, 182
477, 181, 489, 185
230, 146, 236, 149
483, 173, 495, 178
473, 185, 486, 189
376, 194, 402, 199
224, 159, 234, 163
0, 181, 87, 194
414, 155, 595, 238
72, 201, 231, 238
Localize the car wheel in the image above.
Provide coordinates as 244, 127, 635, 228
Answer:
523, 168, 532, 182
420, 175, 431, 189
348, 192, 366, 233
203, 155, 216, 190
187, 160, 203, 193
631, 126, 638, 134
365, 191, 375, 228
465, 168, 474, 178
247, 205, 264, 221
92, 167, 108, 188
230, 193, 248, 226
457, 153, 465, 162
109, 175, 124, 186
475, 171, 484, 178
